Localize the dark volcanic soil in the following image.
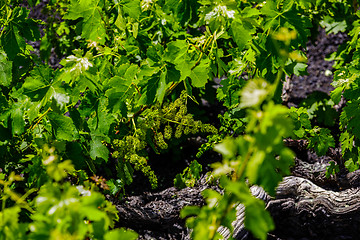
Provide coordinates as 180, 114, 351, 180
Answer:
286, 28, 348, 103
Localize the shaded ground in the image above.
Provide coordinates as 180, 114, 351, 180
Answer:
286, 28, 348, 102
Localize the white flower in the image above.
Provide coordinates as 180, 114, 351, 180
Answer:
88, 41, 97, 48
205, 5, 235, 22
141, 0, 153, 11
239, 79, 269, 108
76, 185, 92, 196
161, 18, 166, 25
65, 55, 93, 73
228, 58, 246, 76
48, 198, 78, 215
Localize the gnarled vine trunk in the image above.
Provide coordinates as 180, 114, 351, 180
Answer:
111, 156, 360, 239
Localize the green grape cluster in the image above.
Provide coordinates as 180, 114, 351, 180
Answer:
111, 91, 218, 190
127, 154, 158, 189
196, 112, 245, 158
196, 134, 222, 158
155, 132, 168, 150
155, 91, 218, 141
112, 135, 158, 189
164, 125, 172, 140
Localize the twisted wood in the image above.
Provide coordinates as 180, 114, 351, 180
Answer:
110, 158, 360, 239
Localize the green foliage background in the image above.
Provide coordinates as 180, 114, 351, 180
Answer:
0, 0, 359, 239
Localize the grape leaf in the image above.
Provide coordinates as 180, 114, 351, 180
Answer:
47, 112, 79, 141
231, 19, 256, 51
320, 16, 347, 34
340, 131, 354, 155
1, 25, 25, 60
189, 58, 210, 88
222, 179, 274, 240
121, 0, 141, 20
64, 0, 107, 44
308, 128, 335, 156
105, 76, 134, 115
0, 53, 12, 88
244, 199, 274, 240
90, 137, 109, 162
11, 103, 25, 135
104, 229, 138, 240
0, 7, 40, 60
88, 97, 115, 136
340, 100, 360, 137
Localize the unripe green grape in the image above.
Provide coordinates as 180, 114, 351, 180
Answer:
135, 128, 145, 139
180, 90, 187, 102
164, 125, 172, 140
184, 126, 191, 135
156, 132, 168, 149
191, 126, 198, 134
139, 140, 147, 149
113, 139, 120, 146
179, 105, 187, 115
175, 111, 182, 122
174, 98, 182, 108
187, 118, 195, 126
181, 117, 189, 126
112, 151, 120, 159
153, 117, 161, 130
175, 125, 183, 138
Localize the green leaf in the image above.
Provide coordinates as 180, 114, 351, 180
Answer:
46, 160, 75, 182
174, 174, 186, 189
340, 131, 354, 155
156, 71, 167, 104
66, 142, 87, 169
0, 7, 39, 60
104, 229, 138, 240
121, 0, 141, 20
1, 25, 25, 60
222, 179, 274, 239
13, 7, 41, 41
180, 205, 201, 219
139, 72, 172, 105
214, 137, 238, 159
117, 160, 134, 185
340, 100, 360, 138
105, 76, 134, 114
64, 0, 108, 44
293, 62, 308, 76
0, 206, 28, 240
88, 96, 115, 136
90, 137, 109, 162
244, 199, 274, 240
308, 128, 335, 156
231, 19, 256, 51
320, 16, 347, 34
239, 78, 270, 109
330, 87, 343, 104
0, 51, 12, 87
189, 58, 210, 88
11, 103, 25, 135
47, 112, 79, 141
163, 40, 188, 62
326, 161, 339, 178
344, 158, 359, 172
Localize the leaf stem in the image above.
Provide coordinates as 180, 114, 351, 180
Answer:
30, 107, 52, 131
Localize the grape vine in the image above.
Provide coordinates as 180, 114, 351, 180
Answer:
1, 0, 359, 239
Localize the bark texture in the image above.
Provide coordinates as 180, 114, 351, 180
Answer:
111, 156, 360, 240
268, 176, 360, 239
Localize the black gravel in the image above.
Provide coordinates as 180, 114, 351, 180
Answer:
287, 28, 349, 102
